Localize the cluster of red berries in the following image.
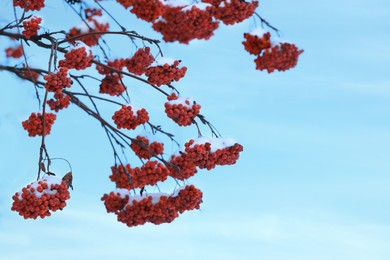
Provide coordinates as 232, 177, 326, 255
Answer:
254, 43, 304, 73
145, 59, 187, 86
131, 135, 164, 159
5, 46, 23, 58
22, 112, 56, 137
109, 164, 135, 189
95, 59, 127, 95
167, 137, 243, 179
164, 93, 201, 126
152, 4, 219, 44
101, 185, 202, 227
121, 0, 164, 22
59, 44, 93, 70
11, 177, 70, 219
97, 58, 126, 75
99, 74, 126, 96
112, 105, 149, 129
243, 31, 271, 55
22, 68, 40, 81
43, 67, 72, 92
125, 47, 154, 75
46, 92, 71, 112
22, 16, 42, 39
243, 29, 304, 73
186, 138, 244, 170
184, 139, 213, 169
166, 152, 198, 180
131, 161, 170, 188
13, 0, 45, 11
109, 161, 169, 189
67, 9, 109, 46
205, 0, 258, 25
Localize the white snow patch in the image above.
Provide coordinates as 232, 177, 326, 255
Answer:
166, 95, 194, 109
16, 176, 63, 200
150, 57, 177, 67
271, 37, 291, 47
138, 130, 162, 144
71, 41, 92, 55
74, 20, 96, 33
189, 136, 237, 153
163, 0, 190, 7
250, 28, 268, 37
73, 15, 108, 32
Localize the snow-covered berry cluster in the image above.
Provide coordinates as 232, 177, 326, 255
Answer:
131, 135, 164, 159
243, 28, 304, 73
43, 67, 72, 92
67, 8, 109, 46
22, 16, 42, 39
13, 0, 45, 11
5, 46, 23, 58
59, 42, 93, 70
243, 30, 271, 55
125, 47, 154, 75
204, 0, 258, 25
145, 58, 187, 86
101, 185, 202, 227
167, 137, 243, 179
164, 93, 201, 126
119, 0, 164, 22
112, 105, 149, 130
152, 3, 219, 44
11, 176, 70, 219
22, 112, 56, 137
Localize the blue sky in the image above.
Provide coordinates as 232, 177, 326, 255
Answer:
1, 0, 390, 259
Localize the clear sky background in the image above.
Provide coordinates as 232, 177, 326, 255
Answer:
1, 0, 390, 259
